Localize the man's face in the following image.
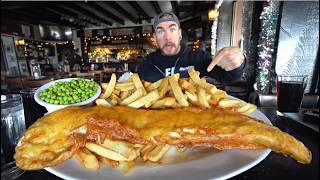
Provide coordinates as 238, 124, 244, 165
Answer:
154, 21, 182, 56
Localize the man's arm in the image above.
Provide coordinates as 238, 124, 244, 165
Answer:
198, 47, 246, 83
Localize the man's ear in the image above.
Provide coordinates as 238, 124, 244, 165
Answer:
179, 29, 182, 40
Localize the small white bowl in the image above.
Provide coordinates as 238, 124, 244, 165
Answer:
34, 78, 101, 113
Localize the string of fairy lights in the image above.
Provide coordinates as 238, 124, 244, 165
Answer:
83, 33, 153, 54
15, 39, 75, 57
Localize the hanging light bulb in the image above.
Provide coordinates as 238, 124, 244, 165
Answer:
208, 9, 219, 21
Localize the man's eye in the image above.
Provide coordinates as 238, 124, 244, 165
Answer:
170, 28, 176, 32
157, 30, 164, 35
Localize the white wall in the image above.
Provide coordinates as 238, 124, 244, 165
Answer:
72, 30, 82, 56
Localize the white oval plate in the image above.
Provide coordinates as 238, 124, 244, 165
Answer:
45, 109, 271, 180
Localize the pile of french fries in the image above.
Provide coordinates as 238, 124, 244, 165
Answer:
73, 69, 257, 173
74, 138, 171, 173
96, 68, 256, 114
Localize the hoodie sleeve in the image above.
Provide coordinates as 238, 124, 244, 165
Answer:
196, 50, 247, 83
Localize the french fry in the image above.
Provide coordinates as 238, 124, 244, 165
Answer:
120, 88, 144, 105
218, 98, 245, 108
185, 91, 198, 104
143, 81, 152, 88
109, 98, 118, 106
202, 80, 218, 95
131, 73, 146, 95
168, 75, 189, 107
112, 89, 121, 96
214, 89, 227, 99
128, 90, 159, 108
132, 144, 143, 148
100, 73, 116, 99
236, 103, 257, 114
115, 82, 135, 91
110, 93, 121, 104
86, 143, 128, 161
172, 73, 180, 80
146, 144, 170, 162
158, 77, 169, 98
178, 78, 190, 91
100, 139, 138, 160
118, 161, 135, 174
150, 97, 177, 109
197, 87, 210, 108
242, 105, 257, 115
85, 140, 138, 161
74, 148, 100, 170
187, 79, 197, 94
95, 98, 112, 107
140, 144, 156, 161
97, 155, 119, 168
146, 79, 163, 92
120, 90, 132, 100
101, 83, 108, 90
188, 69, 215, 93
188, 68, 202, 85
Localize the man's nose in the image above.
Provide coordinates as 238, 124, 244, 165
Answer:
164, 31, 171, 41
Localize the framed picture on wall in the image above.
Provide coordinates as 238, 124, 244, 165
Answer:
1, 35, 19, 75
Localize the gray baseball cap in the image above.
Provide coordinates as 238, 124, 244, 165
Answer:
153, 12, 180, 30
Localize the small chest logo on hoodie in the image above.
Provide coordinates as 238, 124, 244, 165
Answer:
164, 66, 194, 76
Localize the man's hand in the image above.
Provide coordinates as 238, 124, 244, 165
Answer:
207, 47, 244, 72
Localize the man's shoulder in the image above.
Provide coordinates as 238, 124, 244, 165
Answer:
145, 50, 161, 61
181, 46, 210, 57
180, 46, 211, 63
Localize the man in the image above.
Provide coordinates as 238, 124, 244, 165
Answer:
138, 12, 245, 83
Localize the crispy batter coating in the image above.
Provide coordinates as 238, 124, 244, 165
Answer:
15, 106, 312, 170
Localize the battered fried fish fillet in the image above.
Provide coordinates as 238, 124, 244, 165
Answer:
14, 106, 94, 170
15, 106, 312, 170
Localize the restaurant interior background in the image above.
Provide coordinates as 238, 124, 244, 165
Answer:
1, 1, 319, 106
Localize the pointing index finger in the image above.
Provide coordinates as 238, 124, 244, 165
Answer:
207, 53, 223, 72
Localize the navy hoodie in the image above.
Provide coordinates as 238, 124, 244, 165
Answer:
138, 45, 246, 83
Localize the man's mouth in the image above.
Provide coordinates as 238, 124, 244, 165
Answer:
164, 44, 175, 50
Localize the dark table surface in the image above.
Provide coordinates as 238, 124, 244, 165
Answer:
6, 107, 320, 180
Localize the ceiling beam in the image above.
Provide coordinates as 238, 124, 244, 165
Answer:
1, 2, 48, 10
151, 1, 162, 15
104, 2, 137, 24
64, 3, 112, 26
46, 8, 98, 27
128, 1, 151, 23
83, 2, 125, 25
56, 6, 100, 26
2, 10, 42, 24
4, 9, 82, 29
176, 3, 215, 12
180, 16, 202, 29
45, 8, 88, 27
171, 1, 178, 16
30, 8, 83, 28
